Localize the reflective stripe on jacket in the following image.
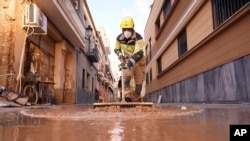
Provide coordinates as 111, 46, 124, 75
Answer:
114, 31, 144, 63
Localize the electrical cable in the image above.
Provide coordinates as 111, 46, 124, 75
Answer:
15, 3, 34, 92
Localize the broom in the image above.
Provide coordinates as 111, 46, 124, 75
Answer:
93, 62, 153, 108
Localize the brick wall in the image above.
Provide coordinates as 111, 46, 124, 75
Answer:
0, 0, 17, 89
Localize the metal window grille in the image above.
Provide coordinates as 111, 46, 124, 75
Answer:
212, 0, 249, 28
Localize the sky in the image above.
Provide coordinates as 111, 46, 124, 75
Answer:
86, 0, 153, 76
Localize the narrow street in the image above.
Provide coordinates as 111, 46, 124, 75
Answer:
0, 1, 249, 141
1, 103, 250, 141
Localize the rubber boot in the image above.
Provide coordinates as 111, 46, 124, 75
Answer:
125, 91, 140, 102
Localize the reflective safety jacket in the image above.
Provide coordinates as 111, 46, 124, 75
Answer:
114, 31, 144, 64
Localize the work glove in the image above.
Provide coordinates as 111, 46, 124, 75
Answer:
127, 60, 133, 70
118, 53, 124, 61
118, 63, 127, 71
118, 55, 124, 60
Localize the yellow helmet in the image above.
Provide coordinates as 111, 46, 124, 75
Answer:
120, 16, 134, 29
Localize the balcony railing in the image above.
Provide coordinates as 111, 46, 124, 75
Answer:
86, 47, 99, 62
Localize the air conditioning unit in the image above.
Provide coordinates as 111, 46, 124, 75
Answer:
22, 4, 47, 34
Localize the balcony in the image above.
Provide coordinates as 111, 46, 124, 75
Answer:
35, 0, 87, 48
86, 47, 99, 63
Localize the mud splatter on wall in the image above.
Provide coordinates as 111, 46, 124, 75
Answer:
0, 0, 17, 89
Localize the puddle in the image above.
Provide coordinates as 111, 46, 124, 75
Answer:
19, 105, 203, 121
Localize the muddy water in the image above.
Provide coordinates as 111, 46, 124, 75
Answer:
1, 104, 250, 141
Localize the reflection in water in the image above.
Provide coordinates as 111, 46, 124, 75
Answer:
0, 104, 250, 141
0, 112, 42, 141
108, 121, 124, 141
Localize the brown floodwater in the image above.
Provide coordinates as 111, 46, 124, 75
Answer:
0, 104, 250, 141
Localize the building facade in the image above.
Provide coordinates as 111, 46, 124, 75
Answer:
144, 0, 250, 103
95, 27, 116, 102
0, 0, 115, 104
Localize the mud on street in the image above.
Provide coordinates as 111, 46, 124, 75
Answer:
1, 103, 250, 141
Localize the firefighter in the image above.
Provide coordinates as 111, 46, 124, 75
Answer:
114, 16, 146, 102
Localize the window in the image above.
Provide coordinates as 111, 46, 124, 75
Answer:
149, 38, 152, 61
82, 69, 85, 88
92, 77, 94, 92
146, 72, 149, 84
178, 29, 187, 57
163, 0, 171, 19
146, 68, 153, 84
212, 0, 249, 28
150, 68, 152, 82
157, 56, 162, 74
155, 18, 161, 32
87, 73, 90, 91
146, 38, 152, 66
145, 45, 148, 65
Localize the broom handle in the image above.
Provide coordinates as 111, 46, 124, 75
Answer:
121, 70, 125, 103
